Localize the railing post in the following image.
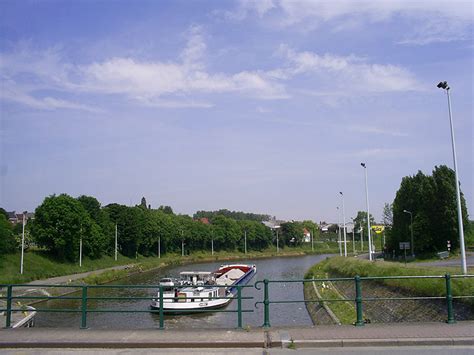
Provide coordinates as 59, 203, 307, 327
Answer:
159, 285, 164, 329
354, 275, 364, 326
5, 285, 13, 328
445, 274, 456, 324
262, 279, 270, 328
237, 285, 242, 329
81, 286, 88, 329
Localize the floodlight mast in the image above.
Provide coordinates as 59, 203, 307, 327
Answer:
437, 81, 467, 275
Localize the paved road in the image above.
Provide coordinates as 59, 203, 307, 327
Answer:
27, 264, 136, 286
1, 322, 473, 349
1, 347, 473, 355
415, 253, 474, 269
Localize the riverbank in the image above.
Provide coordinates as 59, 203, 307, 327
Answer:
0, 244, 339, 285
304, 257, 474, 325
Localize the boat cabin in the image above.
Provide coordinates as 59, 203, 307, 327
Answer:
178, 271, 215, 286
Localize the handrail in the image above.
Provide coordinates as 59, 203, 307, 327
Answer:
2, 273, 473, 329
255, 273, 474, 327
1, 283, 254, 329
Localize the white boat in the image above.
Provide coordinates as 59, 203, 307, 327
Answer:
150, 264, 256, 313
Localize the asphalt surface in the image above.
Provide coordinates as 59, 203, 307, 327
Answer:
1, 322, 473, 349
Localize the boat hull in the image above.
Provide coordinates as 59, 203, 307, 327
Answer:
150, 264, 256, 314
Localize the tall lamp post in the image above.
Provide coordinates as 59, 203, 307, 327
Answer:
181, 229, 185, 257
361, 163, 373, 261
403, 210, 414, 257
337, 207, 342, 256
275, 226, 280, 253
351, 217, 356, 254
20, 211, 27, 274
437, 81, 467, 275
114, 223, 118, 261
244, 229, 247, 255
339, 192, 347, 257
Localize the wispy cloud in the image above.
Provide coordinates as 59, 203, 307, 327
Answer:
346, 125, 409, 137
278, 44, 423, 94
226, 0, 473, 45
0, 27, 288, 112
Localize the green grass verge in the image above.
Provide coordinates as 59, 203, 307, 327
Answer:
304, 259, 359, 325
322, 257, 474, 304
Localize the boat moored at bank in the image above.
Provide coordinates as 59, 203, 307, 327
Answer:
150, 264, 256, 313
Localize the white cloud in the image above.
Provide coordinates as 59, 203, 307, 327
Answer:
229, 0, 473, 45
278, 45, 423, 93
0, 28, 288, 111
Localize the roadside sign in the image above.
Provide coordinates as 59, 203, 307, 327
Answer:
399, 242, 410, 250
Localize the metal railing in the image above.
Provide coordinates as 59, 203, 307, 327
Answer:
1, 274, 473, 329
254, 274, 474, 327
0, 284, 254, 329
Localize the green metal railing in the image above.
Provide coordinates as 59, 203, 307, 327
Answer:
0, 283, 254, 329
1, 273, 473, 329
254, 274, 474, 327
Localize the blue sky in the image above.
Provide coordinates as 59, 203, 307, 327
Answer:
1, 0, 473, 223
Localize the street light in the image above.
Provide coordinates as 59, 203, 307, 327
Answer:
180, 229, 185, 257
339, 192, 347, 257
275, 226, 280, 253
403, 210, 414, 257
351, 217, 356, 254
115, 224, 118, 261
244, 229, 247, 255
361, 163, 373, 261
20, 211, 27, 274
437, 81, 467, 275
337, 207, 342, 256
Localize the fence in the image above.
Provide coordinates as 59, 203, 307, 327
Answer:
1, 274, 473, 329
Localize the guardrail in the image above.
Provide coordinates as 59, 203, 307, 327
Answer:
1, 274, 473, 329
0, 284, 254, 329
254, 274, 474, 327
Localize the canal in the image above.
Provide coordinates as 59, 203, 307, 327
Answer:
35, 254, 331, 329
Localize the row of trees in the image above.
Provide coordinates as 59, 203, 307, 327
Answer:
387, 165, 470, 255
2, 195, 319, 262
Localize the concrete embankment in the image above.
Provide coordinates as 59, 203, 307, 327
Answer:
1, 322, 473, 349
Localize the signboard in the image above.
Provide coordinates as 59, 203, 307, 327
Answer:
371, 225, 385, 234
399, 242, 410, 250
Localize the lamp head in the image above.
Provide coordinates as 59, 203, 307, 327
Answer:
437, 81, 449, 90
339, 191, 343, 195
361, 162, 366, 168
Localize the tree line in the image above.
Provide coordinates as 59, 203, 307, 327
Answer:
0, 195, 318, 262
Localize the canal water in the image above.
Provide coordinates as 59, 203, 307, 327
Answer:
35, 254, 330, 329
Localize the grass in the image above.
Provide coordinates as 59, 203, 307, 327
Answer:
322, 257, 474, 303
0, 251, 145, 284
304, 259, 360, 325
0, 242, 340, 285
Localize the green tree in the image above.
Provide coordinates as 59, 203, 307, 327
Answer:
0, 207, 8, 220
280, 222, 304, 247
32, 194, 107, 262
389, 166, 470, 255
0, 214, 16, 254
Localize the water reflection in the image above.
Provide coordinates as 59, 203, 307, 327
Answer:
35, 254, 330, 329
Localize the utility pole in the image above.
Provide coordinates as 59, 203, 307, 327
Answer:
337, 207, 342, 256
340, 192, 347, 257
244, 230, 247, 254
79, 226, 83, 267
20, 212, 27, 274
158, 236, 161, 258
114, 223, 118, 261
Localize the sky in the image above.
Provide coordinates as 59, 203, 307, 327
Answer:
0, 0, 473, 223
